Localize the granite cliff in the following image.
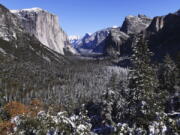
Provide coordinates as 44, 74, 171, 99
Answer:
11, 8, 76, 55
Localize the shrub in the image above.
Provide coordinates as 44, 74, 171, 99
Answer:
0, 121, 14, 135
4, 101, 28, 117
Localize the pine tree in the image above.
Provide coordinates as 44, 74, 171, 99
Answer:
101, 90, 115, 126
127, 34, 159, 128
159, 54, 180, 112
159, 54, 178, 94
101, 74, 118, 126
113, 80, 129, 122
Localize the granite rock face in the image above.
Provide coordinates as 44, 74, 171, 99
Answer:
0, 4, 69, 65
147, 16, 165, 33
11, 8, 76, 55
0, 4, 23, 41
105, 28, 129, 57
121, 15, 152, 34
145, 11, 180, 60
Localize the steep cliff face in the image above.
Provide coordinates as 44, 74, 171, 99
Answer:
11, 8, 76, 55
0, 4, 23, 41
145, 11, 180, 60
147, 16, 165, 33
104, 28, 129, 57
121, 15, 152, 34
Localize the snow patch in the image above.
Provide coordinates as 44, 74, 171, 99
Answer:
112, 26, 118, 28
11, 7, 44, 13
77, 124, 87, 133
69, 35, 80, 41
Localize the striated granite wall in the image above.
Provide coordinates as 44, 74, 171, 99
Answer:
0, 4, 23, 41
11, 8, 76, 55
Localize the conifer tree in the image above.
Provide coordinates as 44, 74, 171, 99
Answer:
159, 54, 178, 94
101, 74, 117, 125
159, 54, 179, 112
127, 34, 159, 128
113, 80, 129, 122
101, 90, 115, 126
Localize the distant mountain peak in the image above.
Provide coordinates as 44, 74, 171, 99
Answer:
69, 35, 81, 40
126, 15, 135, 18
69, 35, 81, 48
112, 26, 118, 28
85, 33, 92, 36
121, 14, 152, 34
138, 14, 149, 18
175, 9, 180, 16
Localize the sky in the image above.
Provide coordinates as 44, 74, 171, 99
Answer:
0, 0, 180, 37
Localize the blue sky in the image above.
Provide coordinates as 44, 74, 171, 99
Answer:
0, 0, 180, 36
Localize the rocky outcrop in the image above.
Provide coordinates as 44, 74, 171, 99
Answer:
105, 28, 129, 57
175, 9, 180, 16
0, 4, 23, 41
121, 15, 152, 34
11, 8, 76, 55
145, 10, 180, 61
147, 16, 165, 32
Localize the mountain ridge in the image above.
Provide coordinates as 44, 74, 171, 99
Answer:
0, 4, 70, 65
72, 14, 152, 56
